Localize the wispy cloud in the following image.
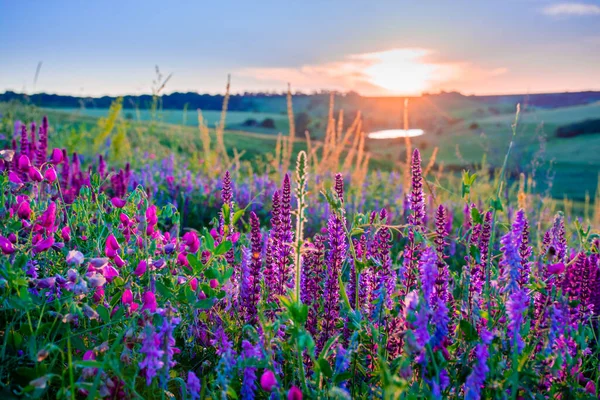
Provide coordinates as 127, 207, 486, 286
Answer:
238, 48, 506, 96
542, 3, 600, 16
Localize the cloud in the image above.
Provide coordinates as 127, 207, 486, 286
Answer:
542, 3, 600, 16
238, 48, 507, 96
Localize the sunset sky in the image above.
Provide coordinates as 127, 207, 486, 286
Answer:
1, 0, 599, 96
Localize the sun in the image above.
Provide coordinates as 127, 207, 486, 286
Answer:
354, 49, 442, 95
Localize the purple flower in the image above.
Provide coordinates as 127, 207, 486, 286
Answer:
319, 186, 347, 350
263, 191, 281, 307
301, 235, 326, 337
372, 209, 395, 311
499, 213, 526, 294
240, 340, 261, 400
139, 323, 165, 386
157, 314, 180, 387
506, 289, 529, 352
419, 246, 438, 305
408, 149, 425, 228
464, 343, 490, 400
222, 170, 233, 206
242, 212, 262, 325
187, 371, 201, 400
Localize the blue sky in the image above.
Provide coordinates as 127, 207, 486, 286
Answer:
1, 0, 599, 96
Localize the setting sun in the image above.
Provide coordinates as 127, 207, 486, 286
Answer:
355, 48, 454, 95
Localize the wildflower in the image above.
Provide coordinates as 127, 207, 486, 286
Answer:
82, 304, 100, 320
408, 148, 425, 228
111, 197, 126, 208
134, 260, 147, 276
211, 327, 236, 396
547, 262, 565, 275
17, 200, 32, 220
260, 370, 277, 392
18, 154, 31, 170
242, 212, 262, 324
122, 288, 133, 305
187, 371, 201, 400
51, 148, 63, 164
139, 323, 165, 386
0, 236, 15, 254
183, 231, 200, 253
61, 226, 71, 242
142, 291, 157, 313
506, 289, 529, 352
33, 236, 54, 254
28, 167, 43, 182
157, 314, 181, 387
320, 185, 347, 350
464, 343, 490, 400
240, 340, 261, 400
288, 386, 303, 400
301, 235, 325, 336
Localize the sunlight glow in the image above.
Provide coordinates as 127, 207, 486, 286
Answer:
353, 49, 451, 95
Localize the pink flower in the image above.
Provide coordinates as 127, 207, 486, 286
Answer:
61, 226, 71, 242
190, 277, 198, 291
210, 279, 219, 289
142, 291, 157, 313
585, 380, 596, 395
66, 250, 84, 265
122, 288, 133, 305
0, 236, 15, 254
28, 167, 43, 182
287, 386, 303, 400
134, 260, 147, 277
8, 171, 23, 185
260, 370, 277, 392
44, 167, 57, 183
114, 254, 126, 268
547, 262, 565, 275
51, 148, 63, 164
83, 350, 96, 361
111, 197, 126, 208
105, 234, 120, 258
182, 231, 200, 253
17, 201, 31, 220
101, 264, 119, 282
33, 236, 54, 254
18, 155, 31, 170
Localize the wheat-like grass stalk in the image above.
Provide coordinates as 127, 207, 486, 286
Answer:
216, 75, 231, 167
423, 146, 438, 177
403, 98, 412, 196
283, 83, 296, 175
197, 109, 212, 169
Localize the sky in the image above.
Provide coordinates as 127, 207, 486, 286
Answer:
1, 0, 599, 97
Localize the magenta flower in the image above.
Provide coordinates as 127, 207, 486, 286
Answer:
287, 386, 303, 400
142, 291, 157, 313
260, 370, 277, 392
51, 148, 63, 164
122, 288, 133, 305
33, 236, 54, 254
0, 236, 15, 255
18, 155, 31, 170
134, 260, 147, 277
111, 197, 126, 208
17, 200, 31, 220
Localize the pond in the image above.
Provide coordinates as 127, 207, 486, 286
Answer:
368, 128, 425, 139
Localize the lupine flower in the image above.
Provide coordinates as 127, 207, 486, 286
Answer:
301, 235, 325, 336
241, 212, 262, 325
464, 343, 490, 400
277, 174, 294, 293
372, 209, 395, 310
499, 212, 526, 294
139, 323, 165, 386
408, 148, 425, 228
506, 289, 529, 352
187, 371, 201, 400
240, 340, 261, 400
222, 170, 233, 205
320, 177, 347, 350
157, 314, 181, 387
211, 327, 236, 396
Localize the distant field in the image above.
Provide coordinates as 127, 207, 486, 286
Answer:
43, 107, 288, 129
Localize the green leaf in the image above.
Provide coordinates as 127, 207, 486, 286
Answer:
214, 240, 232, 256
459, 319, 478, 342
317, 358, 333, 378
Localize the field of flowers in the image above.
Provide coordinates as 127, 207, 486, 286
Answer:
1, 116, 599, 399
